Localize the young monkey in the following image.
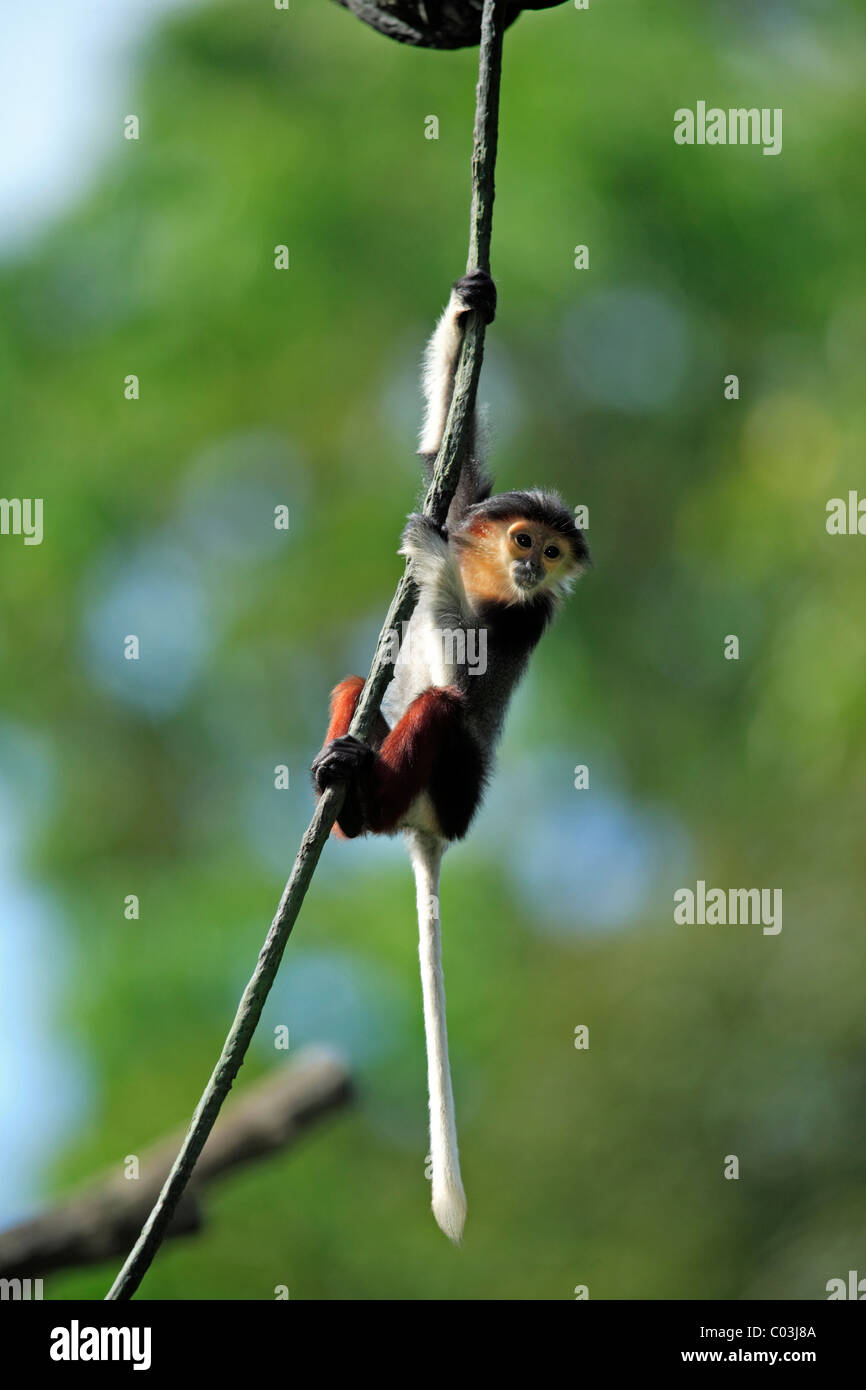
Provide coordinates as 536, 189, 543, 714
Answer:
311, 271, 589, 1242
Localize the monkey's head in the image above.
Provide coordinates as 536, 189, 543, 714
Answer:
453, 489, 589, 607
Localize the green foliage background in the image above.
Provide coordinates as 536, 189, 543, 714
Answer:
1, 0, 865, 1299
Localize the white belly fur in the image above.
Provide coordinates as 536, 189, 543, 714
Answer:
380, 603, 455, 727
379, 604, 454, 839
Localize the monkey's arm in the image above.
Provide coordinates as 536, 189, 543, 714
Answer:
311, 676, 371, 838
418, 270, 497, 458
312, 686, 467, 836
399, 512, 467, 617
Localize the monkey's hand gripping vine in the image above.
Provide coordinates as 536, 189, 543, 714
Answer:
311, 272, 589, 1242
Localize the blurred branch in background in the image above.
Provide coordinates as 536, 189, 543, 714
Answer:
0, 1049, 352, 1281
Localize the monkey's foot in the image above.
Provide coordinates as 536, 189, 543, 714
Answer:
453, 269, 496, 324
311, 735, 373, 795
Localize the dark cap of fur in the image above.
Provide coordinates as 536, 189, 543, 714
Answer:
459, 488, 590, 567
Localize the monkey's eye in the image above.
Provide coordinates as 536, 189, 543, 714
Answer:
544, 545, 560, 561
514, 533, 533, 549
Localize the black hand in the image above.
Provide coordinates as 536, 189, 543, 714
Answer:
453, 269, 496, 324
311, 735, 373, 795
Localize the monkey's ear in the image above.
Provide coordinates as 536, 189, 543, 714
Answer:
572, 533, 592, 571
556, 543, 590, 594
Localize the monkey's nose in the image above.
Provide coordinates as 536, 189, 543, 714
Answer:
514, 561, 540, 588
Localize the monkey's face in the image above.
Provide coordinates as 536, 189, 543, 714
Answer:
455, 507, 585, 607
503, 519, 574, 600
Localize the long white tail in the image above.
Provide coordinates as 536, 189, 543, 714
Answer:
406, 829, 466, 1243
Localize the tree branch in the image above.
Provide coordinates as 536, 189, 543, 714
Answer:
1, 1049, 352, 1281
104, 0, 509, 1301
